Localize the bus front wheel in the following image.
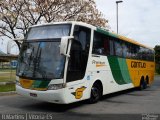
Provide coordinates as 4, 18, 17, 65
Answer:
89, 82, 102, 104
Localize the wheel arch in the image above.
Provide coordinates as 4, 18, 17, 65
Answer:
140, 76, 145, 85
139, 75, 147, 90
92, 80, 103, 95
88, 79, 103, 103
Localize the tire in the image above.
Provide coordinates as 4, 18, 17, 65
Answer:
139, 80, 147, 90
89, 84, 102, 104
146, 76, 149, 85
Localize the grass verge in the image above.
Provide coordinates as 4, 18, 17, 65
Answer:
0, 70, 16, 82
0, 84, 15, 92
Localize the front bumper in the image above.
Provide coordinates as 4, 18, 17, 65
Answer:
16, 85, 67, 104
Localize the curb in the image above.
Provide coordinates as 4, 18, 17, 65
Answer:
0, 91, 17, 96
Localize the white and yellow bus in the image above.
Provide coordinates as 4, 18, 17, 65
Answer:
16, 21, 155, 104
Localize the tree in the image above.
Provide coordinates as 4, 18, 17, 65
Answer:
0, 0, 24, 49
0, 0, 108, 49
154, 45, 160, 74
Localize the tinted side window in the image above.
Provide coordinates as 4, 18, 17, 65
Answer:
122, 42, 128, 58
92, 32, 104, 55
109, 39, 114, 55
92, 31, 110, 55
115, 41, 123, 57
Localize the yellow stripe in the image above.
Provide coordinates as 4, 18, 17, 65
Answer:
118, 35, 153, 50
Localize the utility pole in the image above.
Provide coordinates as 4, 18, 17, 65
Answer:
116, 1, 123, 34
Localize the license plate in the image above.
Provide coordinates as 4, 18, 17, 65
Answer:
30, 93, 37, 97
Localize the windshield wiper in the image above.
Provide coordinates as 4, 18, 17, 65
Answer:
32, 42, 48, 79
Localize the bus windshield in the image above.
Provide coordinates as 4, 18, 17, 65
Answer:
16, 41, 65, 80
27, 24, 71, 40
16, 24, 71, 80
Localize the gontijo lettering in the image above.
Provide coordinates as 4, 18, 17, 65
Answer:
131, 61, 146, 68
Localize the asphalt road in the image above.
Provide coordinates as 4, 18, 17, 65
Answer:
0, 76, 160, 120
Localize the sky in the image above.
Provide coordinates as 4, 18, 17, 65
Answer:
0, 0, 160, 54
96, 0, 160, 48
95, 0, 160, 48
0, 38, 19, 54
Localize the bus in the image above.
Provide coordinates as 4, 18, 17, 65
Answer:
16, 21, 155, 104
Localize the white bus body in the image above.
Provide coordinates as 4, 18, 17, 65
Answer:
16, 21, 155, 104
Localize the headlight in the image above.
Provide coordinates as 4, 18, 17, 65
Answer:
47, 83, 66, 90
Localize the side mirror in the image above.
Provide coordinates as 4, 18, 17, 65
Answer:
60, 36, 73, 57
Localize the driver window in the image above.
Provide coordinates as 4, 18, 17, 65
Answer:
66, 25, 91, 82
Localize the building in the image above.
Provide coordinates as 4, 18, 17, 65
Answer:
0, 50, 18, 68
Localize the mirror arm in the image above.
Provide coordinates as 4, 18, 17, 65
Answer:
60, 36, 74, 58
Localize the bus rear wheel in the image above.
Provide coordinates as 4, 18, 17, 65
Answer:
89, 83, 102, 104
139, 79, 147, 90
